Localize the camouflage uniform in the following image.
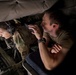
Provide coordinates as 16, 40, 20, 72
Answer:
12, 26, 37, 60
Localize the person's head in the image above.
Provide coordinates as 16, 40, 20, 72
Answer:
0, 22, 12, 39
41, 9, 65, 36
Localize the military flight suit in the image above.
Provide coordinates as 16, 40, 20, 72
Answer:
12, 26, 37, 60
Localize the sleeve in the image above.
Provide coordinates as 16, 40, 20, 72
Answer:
43, 32, 56, 47
60, 36, 73, 54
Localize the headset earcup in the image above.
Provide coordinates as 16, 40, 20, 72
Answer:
7, 28, 12, 34
5, 22, 15, 35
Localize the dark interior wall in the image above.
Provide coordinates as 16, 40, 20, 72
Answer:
50, 0, 76, 16
61, 0, 76, 18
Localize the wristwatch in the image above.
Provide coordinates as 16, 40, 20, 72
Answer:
38, 38, 46, 43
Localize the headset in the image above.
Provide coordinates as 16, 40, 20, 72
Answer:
5, 22, 15, 35
4, 22, 20, 59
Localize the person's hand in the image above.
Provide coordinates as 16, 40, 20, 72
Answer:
28, 25, 42, 40
51, 44, 62, 53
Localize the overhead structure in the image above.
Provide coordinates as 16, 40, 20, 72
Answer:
0, 0, 58, 22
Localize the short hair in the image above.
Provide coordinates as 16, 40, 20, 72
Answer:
0, 22, 8, 30
44, 9, 66, 29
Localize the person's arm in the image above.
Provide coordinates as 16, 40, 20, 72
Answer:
28, 25, 73, 70
38, 41, 55, 70
43, 32, 62, 53
38, 34, 73, 70
38, 41, 65, 70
